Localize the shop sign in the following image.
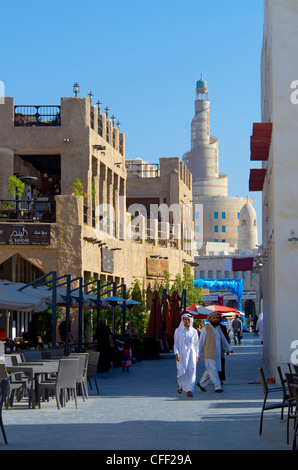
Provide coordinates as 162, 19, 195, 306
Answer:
0, 224, 51, 245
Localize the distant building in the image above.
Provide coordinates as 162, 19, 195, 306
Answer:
183, 77, 258, 251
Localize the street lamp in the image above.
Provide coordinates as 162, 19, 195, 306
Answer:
125, 300, 141, 337
73, 82, 80, 97
104, 296, 126, 335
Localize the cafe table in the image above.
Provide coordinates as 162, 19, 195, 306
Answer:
7, 362, 59, 409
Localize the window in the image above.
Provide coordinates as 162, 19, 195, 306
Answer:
214, 212, 218, 219
208, 270, 213, 278
225, 271, 230, 278
214, 225, 218, 233
200, 271, 205, 279
242, 271, 247, 280
234, 272, 239, 279
222, 239, 226, 243
237, 212, 240, 219
214, 239, 218, 242
222, 226, 226, 233
217, 270, 222, 279
222, 212, 226, 219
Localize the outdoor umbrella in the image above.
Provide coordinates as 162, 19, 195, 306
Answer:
206, 305, 240, 314
146, 290, 162, 338
185, 304, 213, 318
0, 283, 47, 312
167, 291, 182, 346
0, 280, 64, 304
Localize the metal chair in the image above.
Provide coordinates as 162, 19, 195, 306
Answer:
87, 351, 100, 395
0, 379, 8, 444
290, 383, 298, 450
258, 367, 289, 435
285, 373, 298, 444
0, 364, 29, 409
70, 354, 89, 400
38, 358, 79, 410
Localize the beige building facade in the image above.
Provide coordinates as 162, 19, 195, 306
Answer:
249, 0, 298, 374
0, 96, 193, 338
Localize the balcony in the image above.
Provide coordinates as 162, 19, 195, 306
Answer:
14, 105, 61, 127
0, 200, 56, 222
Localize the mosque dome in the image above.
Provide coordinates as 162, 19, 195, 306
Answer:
196, 76, 208, 89
238, 200, 258, 250
239, 202, 257, 220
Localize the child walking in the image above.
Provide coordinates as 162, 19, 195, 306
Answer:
121, 339, 132, 372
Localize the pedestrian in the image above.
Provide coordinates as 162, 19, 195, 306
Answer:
197, 312, 233, 393
27, 313, 39, 349
255, 312, 264, 344
58, 316, 75, 343
232, 314, 243, 345
218, 314, 230, 385
174, 313, 199, 397
121, 339, 132, 372
93, 318, 114, 372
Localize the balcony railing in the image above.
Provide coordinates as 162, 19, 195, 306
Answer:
14, 105, 61, 127
0, 200, 56, 222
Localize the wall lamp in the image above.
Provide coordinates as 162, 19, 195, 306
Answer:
93, 145, 106, 151
64, 138, 70, 143
288, 230, 298, 244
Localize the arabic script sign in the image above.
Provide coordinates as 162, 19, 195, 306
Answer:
0, 224, 51, 245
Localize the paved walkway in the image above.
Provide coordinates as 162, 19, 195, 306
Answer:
0, 333, 294, 451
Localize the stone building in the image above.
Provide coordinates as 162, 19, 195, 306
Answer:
182, 76, 258, 251
0, 96, 193, 338
248, 0, 298, 373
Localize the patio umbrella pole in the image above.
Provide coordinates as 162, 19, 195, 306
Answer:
64, 274, 71, 356
122, 284, 126, 341
96, 279, 101, 327
78, 277, 83, 352
162, 289, 169, 353
51, 271, 57, 349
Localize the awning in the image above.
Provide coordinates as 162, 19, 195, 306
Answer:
250, 122, 272, 161
249, 168, 266, 192
224, 258, 254, 271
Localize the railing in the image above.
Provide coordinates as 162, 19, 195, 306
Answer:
125, 161, 160, 178
0, 200, 56, 222
14, 105, 61, 127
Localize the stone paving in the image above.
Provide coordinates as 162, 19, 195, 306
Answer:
0, 333, 294, 451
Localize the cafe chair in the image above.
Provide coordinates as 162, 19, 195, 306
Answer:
0, 379, 8, 444
38, 358, 79, 410
290, 383, 298, 450
70, 353, 89, 401
0, 364, 29, 409
258, 367, 289, 435
87, 351, 100, 395
285, 373, 298, 444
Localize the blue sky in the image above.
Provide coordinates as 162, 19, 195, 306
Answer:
1, 0, 264, 241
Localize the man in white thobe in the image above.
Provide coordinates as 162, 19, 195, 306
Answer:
174, 314, 199, 397
197, 312, 233, 393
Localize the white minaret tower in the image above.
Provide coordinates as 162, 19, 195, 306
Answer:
238, 199, 258, 250
183, 76, 228, 197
